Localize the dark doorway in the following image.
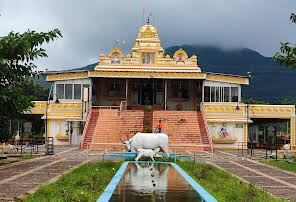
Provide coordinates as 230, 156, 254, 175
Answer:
132, 79, 163, 106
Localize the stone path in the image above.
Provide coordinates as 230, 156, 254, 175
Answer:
0, 146, 88, 200
214, 149, 296, 200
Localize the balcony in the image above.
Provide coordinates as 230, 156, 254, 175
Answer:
202, 102, 295, 119
25, 100, 83, 120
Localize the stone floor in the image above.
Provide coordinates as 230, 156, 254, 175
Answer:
214, 149, 296, 200
0, 146, 88, 201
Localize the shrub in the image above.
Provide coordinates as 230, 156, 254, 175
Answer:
144, 120, 150, 125
144, 126, 152, 133
145, 105, 152, 112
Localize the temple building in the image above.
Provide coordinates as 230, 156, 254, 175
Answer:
27, 20, 296, 151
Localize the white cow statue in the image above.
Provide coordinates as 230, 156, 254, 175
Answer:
123, 132, 170, 157
135, 148, 160, 161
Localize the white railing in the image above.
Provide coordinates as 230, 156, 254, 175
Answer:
120, 101, 127, 111
79, 109, 93, 149
200, 102, 214, 157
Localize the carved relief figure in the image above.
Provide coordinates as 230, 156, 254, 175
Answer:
142, 52, 155, 64
176, 53, 185, 65
111, 52, 120, 64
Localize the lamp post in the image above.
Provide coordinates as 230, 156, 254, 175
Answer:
45, 84, 60, 155
236, 102, 250, 150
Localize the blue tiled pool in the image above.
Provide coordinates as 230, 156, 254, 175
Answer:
98, 162, 217, 202
105, 153, 192, 160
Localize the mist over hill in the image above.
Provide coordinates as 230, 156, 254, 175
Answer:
38, 45, 296, 103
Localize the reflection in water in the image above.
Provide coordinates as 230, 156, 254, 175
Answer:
110, 163, 203, 202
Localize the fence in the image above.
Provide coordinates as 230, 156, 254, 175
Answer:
0, 138, 45, 156
85, 143, 214, 164
237, 141, 284, 159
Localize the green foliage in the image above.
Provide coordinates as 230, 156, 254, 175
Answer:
144, 126, 152, 133
290, 13, 296, 23
144, 120, 150, 126
273, 13, 296, 68
277, 97, 296, 106
178, 161, 285, 202
145, 105, 151, 112
243, 98, 268, 104
0, 29, 62, 118
23, 161, 121, 202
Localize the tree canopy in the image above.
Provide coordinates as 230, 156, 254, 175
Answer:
0, 29, 62, 118
273, 13, 296, 67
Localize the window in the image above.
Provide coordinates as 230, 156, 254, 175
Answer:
74, 84, 81, 99
224, 87, 230, 102
109, 82, 121, 97
215, 87, 220, 102
65, 84, 73, 99
204, 86, 210, 102
56, 84, 64, 99
210, 87, 215, 102
231, 87, 238, 102
204, 86, 239, 102
56, 83, 90, 100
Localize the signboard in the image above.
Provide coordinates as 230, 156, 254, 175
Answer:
236, 124, 243, 128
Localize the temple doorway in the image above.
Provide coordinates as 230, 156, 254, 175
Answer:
132, 79, 164, 106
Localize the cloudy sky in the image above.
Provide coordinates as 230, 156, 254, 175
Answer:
1, 0, 295, 70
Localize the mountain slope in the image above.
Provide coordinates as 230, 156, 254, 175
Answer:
165, 45, 296, 103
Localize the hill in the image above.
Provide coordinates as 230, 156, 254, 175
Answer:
36, 45, 296, 103
165, 45, 296, 103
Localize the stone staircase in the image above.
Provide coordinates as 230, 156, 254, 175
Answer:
153, 111, 211, 151
90, 109, 144, 150
79, 109, 100, 150
80, 109, 212, 152
197, 111, 212, 151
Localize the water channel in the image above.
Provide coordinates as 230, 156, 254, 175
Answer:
109, 163, 203, 202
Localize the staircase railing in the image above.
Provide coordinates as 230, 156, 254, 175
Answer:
80, 108, 93, 149
200, 102, 214, 152
120, 101, 127, 111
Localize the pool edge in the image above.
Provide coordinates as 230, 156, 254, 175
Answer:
97, 162, 128, 202
171, 163, 218, 202
97, 161, 217, 202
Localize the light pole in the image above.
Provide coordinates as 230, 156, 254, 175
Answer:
45, 84, 60, 155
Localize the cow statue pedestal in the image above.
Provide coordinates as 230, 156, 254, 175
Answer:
123, 132, 170, 161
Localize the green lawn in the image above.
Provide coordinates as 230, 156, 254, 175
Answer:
178, 161, 286, 202
23, 161, 122, 202
261, 159, 296, 173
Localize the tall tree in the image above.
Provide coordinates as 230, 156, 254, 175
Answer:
0, 29, 62, 141
0, 29, 62, 117
273, 13, 296, 67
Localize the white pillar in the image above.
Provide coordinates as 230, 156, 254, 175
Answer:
164, 80, 167, 110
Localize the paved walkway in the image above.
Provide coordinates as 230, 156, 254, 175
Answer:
0, 146, 88, 200
214, 149, 296, 200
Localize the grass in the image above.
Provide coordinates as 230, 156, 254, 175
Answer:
23, 161, 122, 202
261, 159, 296, 173
23, 159, 284, 202
177, 161, 286, 202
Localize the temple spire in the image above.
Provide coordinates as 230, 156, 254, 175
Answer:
147, 16, 150, 24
